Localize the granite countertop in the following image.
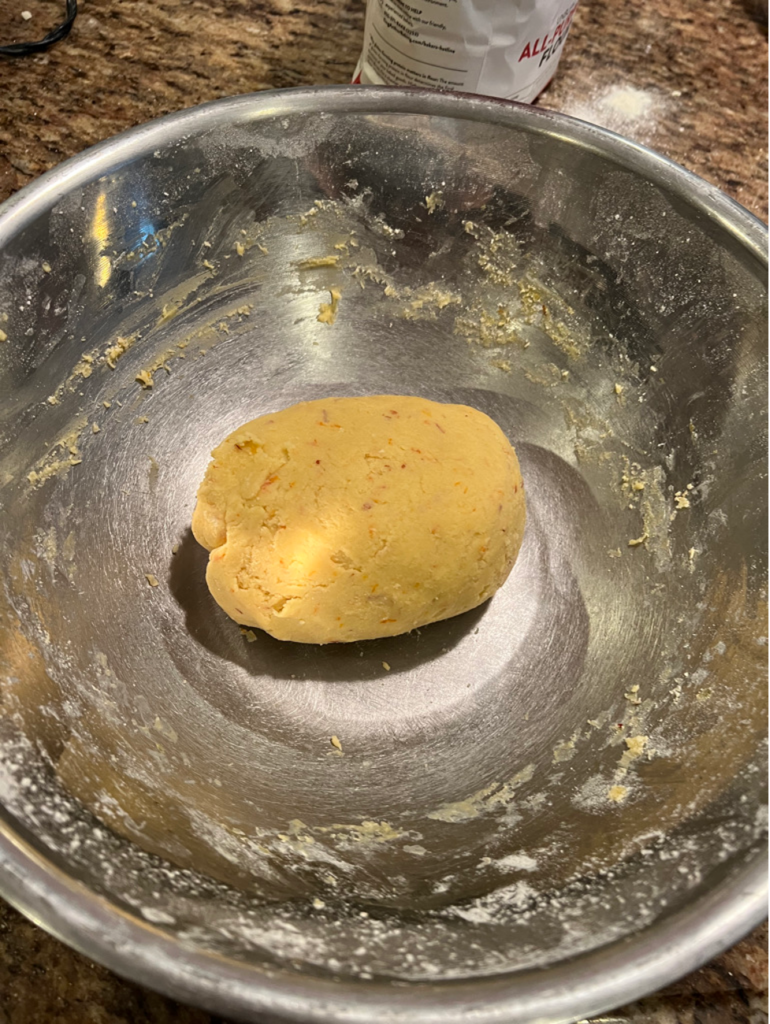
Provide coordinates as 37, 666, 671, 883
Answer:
0, 0, 767, 1021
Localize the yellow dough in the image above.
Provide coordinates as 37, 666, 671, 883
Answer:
192, 396, 526, 644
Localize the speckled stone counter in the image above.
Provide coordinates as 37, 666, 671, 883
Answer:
0, 0, 767, 1021
0, 0, 766, 219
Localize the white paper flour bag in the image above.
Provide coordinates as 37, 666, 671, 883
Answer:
353, 0, 579, 103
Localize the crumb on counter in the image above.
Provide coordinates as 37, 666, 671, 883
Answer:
145, 573, 159, 587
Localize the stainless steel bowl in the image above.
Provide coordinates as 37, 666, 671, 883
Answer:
0, 86, 766, 1023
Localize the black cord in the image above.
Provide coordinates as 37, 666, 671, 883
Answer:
0, 0, 78, 57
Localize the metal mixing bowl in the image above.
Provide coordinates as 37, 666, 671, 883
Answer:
0, 87, 766, 1023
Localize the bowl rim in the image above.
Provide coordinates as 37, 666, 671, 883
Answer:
1, 822, 766, 1023
0, 84, 766, 1024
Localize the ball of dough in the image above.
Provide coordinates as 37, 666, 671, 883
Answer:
192, 396, 526, 644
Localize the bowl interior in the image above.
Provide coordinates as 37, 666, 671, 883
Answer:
0, 95, 766, 988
